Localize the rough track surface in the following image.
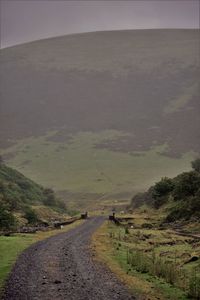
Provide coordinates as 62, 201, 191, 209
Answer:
3, 217, 136, 300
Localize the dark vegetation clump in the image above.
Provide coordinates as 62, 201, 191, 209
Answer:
152, 177, 174, 208
131, 158, 200, 222
130, 187, 154, 209
24, 207, 39, 224
0, 157, 66, 231
0, 205, 17, 231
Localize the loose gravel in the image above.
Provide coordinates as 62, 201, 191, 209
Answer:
3, 217, 136, 300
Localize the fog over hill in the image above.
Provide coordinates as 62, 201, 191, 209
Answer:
0, 30, 199, 206
1, 29, 199, 156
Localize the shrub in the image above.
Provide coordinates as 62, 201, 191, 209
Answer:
24, 208, 39, 224
131, 188, 154, 208
152, 177, 174, 208
173, 171, 200, 200
0, 206, 17, 231
153, 177, 174, 199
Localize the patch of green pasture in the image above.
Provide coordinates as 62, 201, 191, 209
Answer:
0, 130, 195, 199
113, 241, 188, 300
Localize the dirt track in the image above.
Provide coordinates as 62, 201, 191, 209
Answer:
3, 216, 135, 300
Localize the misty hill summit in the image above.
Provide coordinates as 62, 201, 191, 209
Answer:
1, 29, 199, 157
0, 30, 199, 205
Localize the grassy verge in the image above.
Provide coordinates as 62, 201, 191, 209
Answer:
0, 219, 84, 295
92, 219, 200, 300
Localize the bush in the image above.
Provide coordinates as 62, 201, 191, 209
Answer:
152, 177, 174, 208
153, 177, 174, 199
173, 171, 200, 200
0, 206, 17, 231
7, 196, 22, 211
131, 188, 154, 208
165, 194, 200, 222
24, 208, 38, 224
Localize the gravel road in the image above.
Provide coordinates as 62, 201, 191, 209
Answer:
3, 216, 136, 300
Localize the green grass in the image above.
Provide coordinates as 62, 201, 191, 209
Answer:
0, 235, 33, 291
114, 244, 188, 300
93, 220, 192, 300
0, 130, 195, 208
104, 218, 200, 299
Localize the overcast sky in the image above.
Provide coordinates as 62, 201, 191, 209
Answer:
0, 0, 199, 48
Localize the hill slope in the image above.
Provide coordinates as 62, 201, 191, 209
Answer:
0, 160, 66, 230
0, 29, 199, 155
0, 30, 199, 206
0, 162, 48, 207
130, 159, 200, 222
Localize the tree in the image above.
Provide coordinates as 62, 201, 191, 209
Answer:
173, 171, 200, 200
153, 177, 174, 199
153, 177, 174, 198
192, 158, 200, 173
152, 177, 174, 208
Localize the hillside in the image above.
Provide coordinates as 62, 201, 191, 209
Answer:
0, 159, 66, 230
105, 160, 200, 299
0, 29, 199, 207
130, 158, 200, 223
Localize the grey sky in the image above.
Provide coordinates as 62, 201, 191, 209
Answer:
1, 0, 199, 48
